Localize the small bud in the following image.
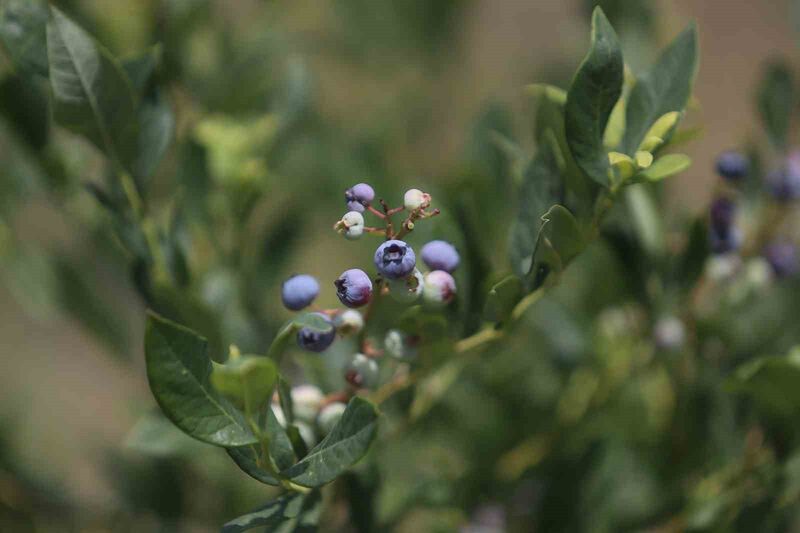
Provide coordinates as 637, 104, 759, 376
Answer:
404, 188, 431, 211
642, 111, 680, 146
317, 402, 347, 435
387, 268, 424, 303
335, 211, 365, 240
422, 270, 457, 307
333, 309, 364, 335
384, 329, 419, 361
344, 353, 380, 389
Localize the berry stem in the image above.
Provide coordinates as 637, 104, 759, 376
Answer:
379, 199, 395, 239
367, 205, 386, 219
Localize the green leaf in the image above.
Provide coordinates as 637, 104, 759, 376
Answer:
510, 144, 562, 278
144, 312, 257, 447
726, 350, 800, 418
638, 154, 691, 182
211, 355, 278, 411
0, 0, 49, 79
221, 490, 322, 533
281, 396, 379, 488
625, 185, 664, 257
758, 60, 794, 150
622, 23, 698, 154
528, 83, 594, 217
267, 313, 334, 362
46, 6, 139, 173
484, 275, 524, 323
527, 205, 585, 290
277, 375, 295, 425
227, 405, 298, 486
124, 411, 204, 458
123, 46, 175, 183
565, 7, 624, 187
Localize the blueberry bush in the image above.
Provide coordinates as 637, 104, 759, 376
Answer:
3, 1, 800, 532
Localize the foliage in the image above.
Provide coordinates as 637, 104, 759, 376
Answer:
2, 1, 800, 532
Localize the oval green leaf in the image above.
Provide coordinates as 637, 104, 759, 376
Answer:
144, 312, 257, 447
280, 396, 379, 488
565, 7, 624, 187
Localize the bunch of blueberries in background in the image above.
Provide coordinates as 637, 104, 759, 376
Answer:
709, 150, 798, 278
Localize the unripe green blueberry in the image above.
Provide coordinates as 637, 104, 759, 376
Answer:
317, 402, 347, 435
404, 188, 431, 211
653, 316, 686, 351
333, 309, 364, 335
291, 384, 324, 424
422, 270, 456, 307
344, 353, 380, 389
387, 268, 424, 303
336, 211, 365, 240
384, 329, 419, 361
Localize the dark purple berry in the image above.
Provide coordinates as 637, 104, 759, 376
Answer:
334, 269, 373, 308
767, 154, 800, 201
421, 240, 460, 272
281, 274, 320, 311
296, 312, 336, 352
764, 241, 798, 278
709, 197, 736, 235
374, 240, 416, 279
709, 226, 742, 254
715, 151, 749, 181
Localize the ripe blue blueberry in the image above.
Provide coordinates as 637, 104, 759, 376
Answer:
421, 240, 460, 272
335, 269, 373, 308
374, 240, 416, 279
281, 274, 320, 311
715, 151, 749, 181
764, 241, 798, 278
422, 270, 456, 307
767, 153, 800, 201
345, 183, 375, 212
296, 312, 336, 352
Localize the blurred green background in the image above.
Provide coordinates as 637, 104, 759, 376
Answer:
2, 0, 800, 531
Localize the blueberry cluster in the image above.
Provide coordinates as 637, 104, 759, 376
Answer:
709, 150, 798, 278
279, 183, 460, 390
